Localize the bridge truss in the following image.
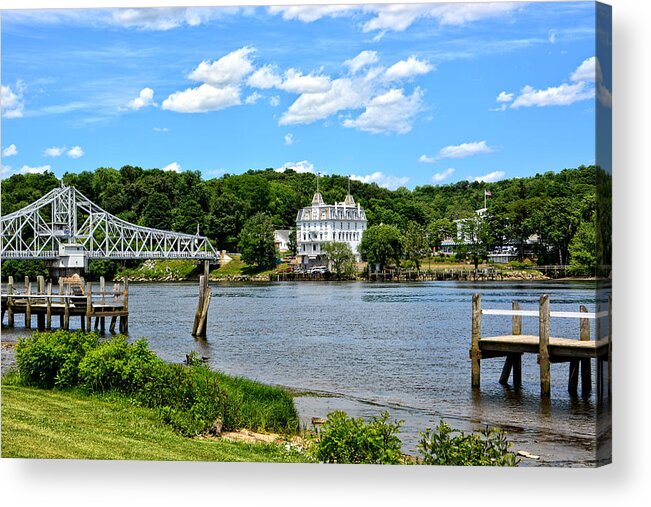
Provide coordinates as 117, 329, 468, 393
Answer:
1, 185, 217, 261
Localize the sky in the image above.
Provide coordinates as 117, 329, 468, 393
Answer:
0, 1, 609, 190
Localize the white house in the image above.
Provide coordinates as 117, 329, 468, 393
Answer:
273, 229, 291, 253
296, 191, 367, 267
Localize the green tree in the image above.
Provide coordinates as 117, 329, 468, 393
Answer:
141, 192, 173, 230
288, 228, 298, 256
172, 197, 205, 235
427, 218, 456, 258
0, 260, 48, 281
322, 241, 355, 279
402, 221, 429, 270
568, 219, 597, 276
457, 216, 491, 271
359, 224, 403, 272
87, 259, 119, 281
528, 197, 581, 265
238, 213, 277, 269
208, 192, 246, 251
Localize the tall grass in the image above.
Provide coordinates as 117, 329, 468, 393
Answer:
13, 331, 300, 437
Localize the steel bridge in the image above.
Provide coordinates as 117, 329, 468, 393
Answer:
1, 184, 217, 267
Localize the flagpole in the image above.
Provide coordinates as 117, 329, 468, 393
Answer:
484, 190, 486, 209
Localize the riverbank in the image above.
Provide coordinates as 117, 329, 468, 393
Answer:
111, 257, 554, 282
1, 384, 309, 462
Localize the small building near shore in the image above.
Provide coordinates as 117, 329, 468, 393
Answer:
274, 229, 291, 253
296, 191, 367, 267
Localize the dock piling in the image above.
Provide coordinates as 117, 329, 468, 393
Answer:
7, 276, 14, 327
500, 301, 523, 388
539, 295, 551, 397
470, 293, 482, 388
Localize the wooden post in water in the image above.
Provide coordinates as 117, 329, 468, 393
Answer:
578, 305, 592, 397
470, 293, 482, 388
36, 276, 46, 330
119, 278, 129, 333
195, 286, 212, 337
46, 282, 52, 330
63, 284, 70, 330
7, 276, 14, 327
500, 301, 523, 388
84, 282, 92, 332
539, 294, 551, 397
59, 279, 65, 328
25, 279, 32, 329
192, 275, 206, 336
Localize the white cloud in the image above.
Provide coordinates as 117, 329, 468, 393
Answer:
162, 84, 241, 113
344, 51, 379, 74
111, 7, 230, 31
162, 162, 181, 173
67, 146, 84, 159
280, 78, 366, 125
20, 164, 52, 174
362, 3, 521, 34
44, 146, 65, 157
188, 47, 256, 87
418, 154, 436, 164
1, 84, 25, 118
153, 127, 169, 132
245, 92, 262, 104
343, 88, 424, 134
267, 5, 354, 23
247, 65, 283, 89
438, 140, 494, 159
127, 87, 156, 110
496, 91, 514, 103
571, 56, 598, 83
2, 144, 18, 157
470, 171, 506, 183
350, 171, 409, 190
507, 56, 607, 109
284, 133, 294, 146
573, 57, 610, 109
384, 56, 434, 80
510, 82, 594, 108
269, 96, 280, 107
432, 168, 455, 182
279, 69, 332, 94
276, 160, 316, 174
597, 81, 612, 109
269, 4, 521, 35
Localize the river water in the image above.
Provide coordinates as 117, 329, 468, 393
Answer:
1, 280, 611, 466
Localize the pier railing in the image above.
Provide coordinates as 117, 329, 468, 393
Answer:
1, 275, 129, 333
470, 293, 611, 398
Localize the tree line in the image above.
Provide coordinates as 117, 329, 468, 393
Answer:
0, 164, 610, 277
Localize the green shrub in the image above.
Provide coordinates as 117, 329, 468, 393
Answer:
12, 330, 300, 438
77, 336, 163, 395
311, 410, 404, 464
15, 331, 100, 389
417, 420, 519, 466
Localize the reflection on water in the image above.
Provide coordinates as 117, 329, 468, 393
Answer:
1, 280, 609, 466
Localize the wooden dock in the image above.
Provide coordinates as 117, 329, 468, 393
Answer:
470, 293, 611, 398
1, 275, 129, 334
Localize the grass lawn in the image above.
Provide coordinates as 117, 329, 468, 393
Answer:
211, 254, 290, 279
1, 384, 309, 462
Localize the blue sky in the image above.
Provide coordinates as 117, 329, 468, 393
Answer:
1, 2, 609, 189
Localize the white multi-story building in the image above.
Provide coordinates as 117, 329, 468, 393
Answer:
296, 191, 367, 267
